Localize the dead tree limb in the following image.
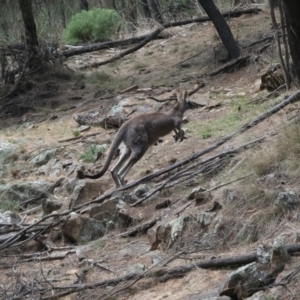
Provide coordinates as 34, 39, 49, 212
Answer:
80, 28, 164, 69
25, 243, 300, 300
61, 8, 261, 58
209, 55, 250, 76
116, 217, 159, 238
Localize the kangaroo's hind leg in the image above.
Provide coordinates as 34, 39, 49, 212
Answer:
111, 146, 131, 187
117, 145, 148, 186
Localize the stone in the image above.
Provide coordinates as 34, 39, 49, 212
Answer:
219, 240, 287, 299
68, 179, 105, 207
29, 148, 58, 166
133, 184, 150, 198
0, 181, 52, 204
62, 212, 105, 244
118, 209, 141, 227
89, 198, 126, 224
0, 211, 21, 224
42, 198, 62, 214
36, 159, 62, 176
198, 212, 215, 226
78, 125, 90, 132
274, 190, 299, 212
148, 214, 192, 250
187, 186, 206, 200
0, 140, 19, 164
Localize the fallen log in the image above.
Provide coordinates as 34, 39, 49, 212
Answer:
61, 8, 261, 59
28, 243, 300, 300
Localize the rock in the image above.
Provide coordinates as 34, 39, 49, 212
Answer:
0, 140, 19, 164
88, 198, 126, 225
219, 240, 287, 299
133, 184, 150, 198
29, 148, 58, 166
124, 263, 146, 276
68, 179, 105, 208
0, 181, 52, 205
36, 159, 62, 176
42, 198, 62, 214
0, 211, 21, 224
272, 236, 291, 264
78, 125, 90, 132
187, 186, 206, 200
62, 212, 105, 244
118, 209, 141, 227
148, 214, 192, 251
198, 212, 215, 226
274, 190, 299, 212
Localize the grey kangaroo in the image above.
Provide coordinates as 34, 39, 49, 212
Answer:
77, 89, 193, 187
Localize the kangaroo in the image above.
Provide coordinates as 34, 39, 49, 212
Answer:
77, 90, 193, 187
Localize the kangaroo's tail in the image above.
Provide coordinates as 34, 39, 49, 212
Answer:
78, 126, 126, 180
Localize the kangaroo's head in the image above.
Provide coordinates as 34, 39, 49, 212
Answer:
174, 89, 196, 113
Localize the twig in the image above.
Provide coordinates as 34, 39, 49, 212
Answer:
206, 173, 254, 192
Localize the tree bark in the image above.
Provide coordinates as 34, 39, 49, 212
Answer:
149, 0, 164, 24
140, 0, 152, 19
79, 0, 89, 10
198, 0, 241, 59
60, 0, 66, 29
282, 0, 300, 85
18, 0, 40, 70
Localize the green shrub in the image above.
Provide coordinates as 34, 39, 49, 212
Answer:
63, 8, 122, 44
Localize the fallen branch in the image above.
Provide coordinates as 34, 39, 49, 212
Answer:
131, 135, 265, 206
209, 55, 250, 76
116, 217, 159, 237
24, 243, 300, 300
61, 8, 261, 59
81, 28, 164, 69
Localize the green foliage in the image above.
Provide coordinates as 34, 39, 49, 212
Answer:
63, 8, 122, 44
80, 144, 98, 163
80, 144, 107, 163
73, 130, 80, 137
0, 198, 20, 212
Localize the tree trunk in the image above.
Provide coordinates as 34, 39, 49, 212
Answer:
140, 0, 152, 19
198, 0, 240, 59
79, 0, 89, 10
269, 0, 279, 9
149, 0, 164, 24
60, 0, 66, 29
18, 0, 41, 70
282, 0, 300, 85
0, 0, 9, 39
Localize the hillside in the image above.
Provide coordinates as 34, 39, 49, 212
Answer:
1, 4, 300, 300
